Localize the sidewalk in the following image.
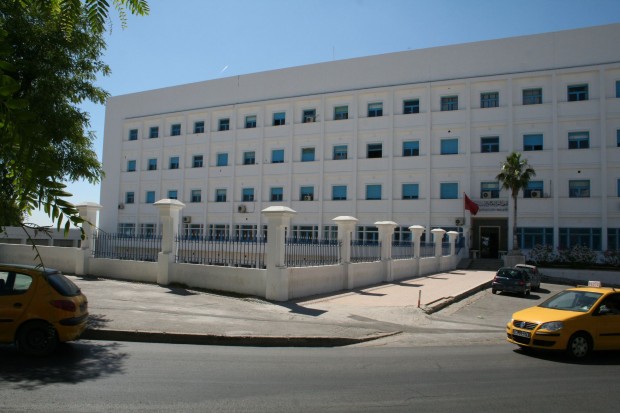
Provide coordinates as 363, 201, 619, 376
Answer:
77, 269, 494, 347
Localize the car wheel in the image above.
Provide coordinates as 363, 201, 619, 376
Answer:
17, 321, 58, 356
491, 288, 497, 294
525, 289, 531, 297
567, 333, 591, 360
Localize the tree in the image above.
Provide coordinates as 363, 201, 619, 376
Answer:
496, 152, 536, 251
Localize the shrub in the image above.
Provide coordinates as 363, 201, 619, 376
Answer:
528, 244, 556, 266
603, 250, 620, 267
557, 244, 598, 267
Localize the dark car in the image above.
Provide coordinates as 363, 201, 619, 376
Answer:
514, 264, 541, 291
492, 267, 531, 297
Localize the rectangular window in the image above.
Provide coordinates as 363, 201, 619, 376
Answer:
171, 124, 181, 136
216, 189, 227, 202
440, 138, 458, 155
243, 151, 256, 165
332, 185, 347, 201
440, 183, 458, 199
271, 149, 284, 163
149, 126, 159, 139
480, 92, 499, 108
140, 223, 156, 238
441, 96, 458, 111
216, 153, 228, 167
334, 105, 348, 120
403, 141, 420, 157
569, 180, 590, 198
194, 121, 204, 134
169, 156, 180, 170
617, 130, 620, 147
218, 118, 230, 131
368, 102, 383, 117
191, 189, 202, 203
127, 160, 136, 172
333, 145, 348, 160
559, 228, 601, 250
302, 109, 316, 123
192, 155, 203, 168
523, 88, 542, 105
481, 136, 499, 153
616, 80, 620, 98
147, 158, 157, 171
367, 143, 382, 158
273, 112, 286, 126
523, 134, 543, 151
270, 187, 283, 201
480, 181, 500, 199
366, 184, 381, 200
125, 192, 134, 204
567, 84, 588, 101
516, 227, 554, 249
568, 131, 590, 149
618, 179, 620, 197
167, 190, 178, 200
128, 129, 138, 141
524, 181, 544, 198
301, 147, 315, 162
145, 191, 155, 204
610, 228, 620, 250
403, 99, 420, 114
118, 223, 135, 236
242, 188, 254, 202
300, 186, 314, 201
402, 183, 419, 200
245, 115, 257, 129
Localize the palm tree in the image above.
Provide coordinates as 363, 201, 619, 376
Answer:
496, 152, 536, 252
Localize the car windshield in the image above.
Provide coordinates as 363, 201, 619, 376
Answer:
47, 272, 82, 297
539, 290, 603, 313
498, 269, 523, 279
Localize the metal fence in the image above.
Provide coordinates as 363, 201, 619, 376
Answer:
350, 240, 382, 263
419, 242, 435, 258
392, 241, 414, 259
176, 236, 266, 268
285, 238, 341, 267
93, 232, 161, 262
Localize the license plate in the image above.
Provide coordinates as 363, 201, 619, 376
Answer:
513, 330, 531, 339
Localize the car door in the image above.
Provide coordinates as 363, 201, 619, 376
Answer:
0, 271, 36, 342
592, 293, 620, 350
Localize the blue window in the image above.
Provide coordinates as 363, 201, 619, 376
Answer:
616, 81, 620, 98
332, 185, 347, 201
440, 138, 458, 155
128, 129, 138, 141
368, 102, 383, 117
617, 179, 620, 197
216, 189, 227, 202
402, 183, 419, 200
403, 141, 419, 156
194, 121, 204, 134
243, 151, 256, 165
218, 118, 230, 131
480, 181, 500, 199
193, 155, 203, 168
440, 183, 458, 199
271, 149, 284, 163
216, 153, 228, 166
334, 106, 348, 120
333, 145, 348, 160
568, 131, 589, 149
480, 92, 499, 108
191, 189, 202, 203
516, 227, 554, 249
245, 115, 257, 128
367, 143, 382, 158
270, 187, 283, 201
125, 192, 134, 204
617, 129, 620, 147
481, 136, 499, 153
403, 99, 419, 114
300, 186, 314, 201
301, 147, 315, 162
609, 228, 620, 250
567, 84, 588, 101
569, 180, 590, 198
242, 188, 254, 202
145, 191, 155, 204
169, 156, 179, 170
167, 190, 177, 200
171, 124, 181, 136
149, 126, 159, 139
523, 88, 542, 105
273, 112, 286, 126
302, 109, 316, 123
127, 160, 136, 172
147, 158, 157, 171
441, 96, 458, 111
525, 181, 544, 198
366, 184, 381, 200
559, 228, 601, 250
523, 134, 543, 151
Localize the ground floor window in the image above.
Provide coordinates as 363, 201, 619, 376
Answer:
291, 225, 318, 240
207, 224, 229, 240
323, 225, 338, 241
516, 227, 553, 249
559, 227, 601, 250
356, 226, 378, 243
183, 224, 204, 239
234, 225, 258, 240
608, 228, 620, 250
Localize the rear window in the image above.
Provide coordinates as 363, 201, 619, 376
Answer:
47, 272, 81, 297
498, 269, 524, 279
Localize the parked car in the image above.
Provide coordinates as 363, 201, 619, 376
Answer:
515, 264, 541, 291
492, 267, 531, 297
506, 283, 620, 359
0, 264, 88, 355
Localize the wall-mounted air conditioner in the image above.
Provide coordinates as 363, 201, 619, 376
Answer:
182, 216, 191, 223
238, 205, 247, 213
118, 203, 125, 210
482, 191, 493, 199
530, 190, 542, 198
455, 217, 465, 226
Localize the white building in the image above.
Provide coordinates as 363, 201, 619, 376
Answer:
100, 23, 620, 258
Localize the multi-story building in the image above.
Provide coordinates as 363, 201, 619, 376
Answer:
100, 23, 620, 258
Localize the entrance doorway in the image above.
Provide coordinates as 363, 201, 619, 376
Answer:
479, 226, 500, 259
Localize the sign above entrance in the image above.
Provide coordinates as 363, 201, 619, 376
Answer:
478, 199, 508, 212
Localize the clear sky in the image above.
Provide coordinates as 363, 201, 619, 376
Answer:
28, 0, 620, 226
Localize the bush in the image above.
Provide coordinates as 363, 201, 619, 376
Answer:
603, 250, 620, 267
556, 245, 598, 267
528, 244, 556, 266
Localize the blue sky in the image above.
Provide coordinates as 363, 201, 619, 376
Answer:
28, 0, 620, 226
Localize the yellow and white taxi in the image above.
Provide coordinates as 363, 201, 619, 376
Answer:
506, 282, 620, 359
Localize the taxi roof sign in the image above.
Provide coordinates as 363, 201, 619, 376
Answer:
588, 281, 602, 288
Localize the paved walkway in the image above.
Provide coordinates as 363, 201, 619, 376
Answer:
76, 269, 495, 347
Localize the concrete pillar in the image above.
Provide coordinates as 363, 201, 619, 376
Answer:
431, 228, 446, 258
154, 199, 185, 285
375, 221, 397, 282
333, 216, 358, 289
409, 225, 425, 258
262, 206, 296, 301
75, 202, 102, 275
447, 231, 459, 256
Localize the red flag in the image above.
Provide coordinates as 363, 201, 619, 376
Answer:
464, 193, 479, 215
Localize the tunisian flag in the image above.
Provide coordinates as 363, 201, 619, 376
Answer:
464, 193, 479, 215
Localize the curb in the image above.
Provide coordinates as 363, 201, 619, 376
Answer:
422, 281, 492, 314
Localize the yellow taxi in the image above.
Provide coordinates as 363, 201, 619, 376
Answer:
506, 282, 620, 359
0, 264, 88, 355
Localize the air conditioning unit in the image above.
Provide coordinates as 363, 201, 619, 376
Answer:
182, 216, 191, 224
238, 205, 247, 213
118, 203, 124, 210
530, 190, 542, 198
482, 191, 493, 199
455, 217, 465, 226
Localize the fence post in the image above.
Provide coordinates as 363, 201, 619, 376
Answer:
375, 221, 397, 282
447, 231, 459, 256
333, 216, 357, 289
262, 206, 296, 301
409, 225, 425, 258
154, 199, 185, 285
431, 228, 446, 258
76, 202, 102, 275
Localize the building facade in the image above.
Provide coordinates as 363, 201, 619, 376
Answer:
100, 23, 620, 258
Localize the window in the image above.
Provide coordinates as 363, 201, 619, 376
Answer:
216, 153, 228, 167
301, 147, 315, 162
190, 189, 202, 203
559, 228, 601, 250
215, 189, 227, 202
440, 183, 458, 199
441, 96, 458, 111
516, 227, 554, 249
524, 181, 544, 198
480, 181, 500, 199
194, 121, 204, 134
218, 118, 230, 131
273, 112, 286, 126
192, 155, 203, 168
403, 141, 419, 157
169, 156, 180, 170
481, 136, 499, 153
147, 158, 157, 171
366, 184, 381, 200
300, 186, 314, 201
523, 134, 543, 151
125, 192, 134, 204
618, 130, 620, 147
610, 228, 620, 250
291, 225, 318, 240
568, 131, 590, 149
145, 191, 155, 203
441, 138, 458, 155
333, 145, 348, 160
208, 224, 229, 240
118, 223, 135, 236
184, 224, 204, 239
149, 126, 159, 139
242, 188, 254, 202
270, 187, 283, 201
523, 88, 542, 105
128, 129, 138, 141
368, 102, 383, 117
403, 99, 420, 114
567, 84, 588, 101
302, 109, 316, 123
243, 151, 256, 165
140, 223, 156, 238
127, 160, 136, 172
271, 149, 284, 163
480, 92, 499, 108
367, 143, 382, 158
171, 124, 181, 136
357, 226, 379, 243
334, 105, 348, 120
569, 180, 590, 198
616, 81, 620, 98
332, 185, 347, 201
245, 115, 257, 128
402, 183, 419, 200
167, 190, 178, 200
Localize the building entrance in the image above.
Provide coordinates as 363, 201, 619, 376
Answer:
470, 218, 508, 259
479, 226, 500, 258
